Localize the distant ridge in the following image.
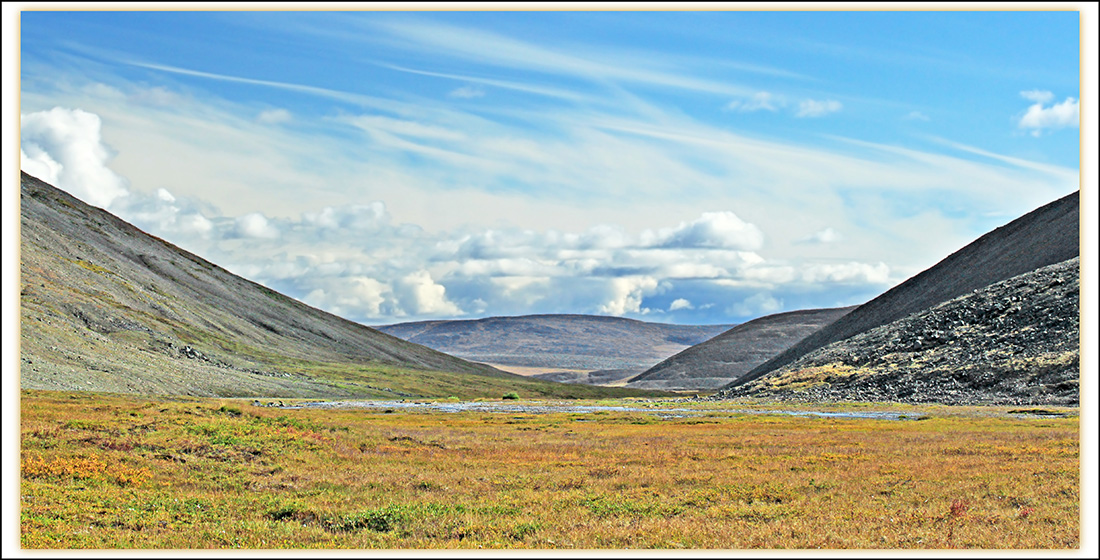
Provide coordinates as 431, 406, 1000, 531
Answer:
730, 190, 1079, 390
627, 306, 855, 391
376, 314, 735, 375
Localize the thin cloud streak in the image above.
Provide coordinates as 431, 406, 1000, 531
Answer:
377, 63, 590, 102
367, 19, 760, 97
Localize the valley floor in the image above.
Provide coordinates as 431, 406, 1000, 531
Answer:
19, 390, 1079, 549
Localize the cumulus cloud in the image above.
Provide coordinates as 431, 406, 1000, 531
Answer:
599, 276, 661, 316
669, 298, 694, 311
303, 202, 391, 231
643, 211, 764, 251
800, 262, 890, 284
234, 213, 281, 239
303, 276, 392, 319
20, 107, 130, 208
728, 292, 783, 317
19, 146, 62, 185
1018, 93, 1079, 135
796, 99, 842, 118
394, 270, 464, 316
727, 92, 781, 112
12, 107, 914, 325
798, 227, 842, 244
116, 187, 217, 240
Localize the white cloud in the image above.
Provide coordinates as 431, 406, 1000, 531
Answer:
18, 40, 1078, 327
349, 114, 467, 141
796, 99, 842, 118
727, 92, 781, 112
19, 147, 62, 185
177, 213, 215, 236
449, 85, 486, 99
303, 202, 391, 231
800, 262, 890, 284
904, 111, 930, 121
394, 270, 464, 316
599, 276, 660, 316
1020, 90, 1055, 104
371, 19, 757, 97
257, 108, 292, 124
669, 298, 694, 311
129, 86, 187, 107
1018, 95, 1079, 134
303, 276, 392, 318
235, 213, 281, 239
20, 107, 130, 208
728, 292, 783, 317
643, 211, 764, 251
798, 227, 842, 244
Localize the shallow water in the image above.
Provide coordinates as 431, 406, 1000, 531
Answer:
288, 400, 918, 421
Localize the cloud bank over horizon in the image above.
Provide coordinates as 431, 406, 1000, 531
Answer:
16, 11, 1081, 325
20, 106, 907, 325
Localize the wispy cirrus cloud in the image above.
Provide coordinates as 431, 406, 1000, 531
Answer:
796, 98, 842, 118
257, 108, 292, 124
365, 18, 760, 97
448, 85, 485, 99
17, 10, 1080, 325
727, 91, 782, 112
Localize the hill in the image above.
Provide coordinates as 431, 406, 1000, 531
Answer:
19, 172, 657, 400
375, 315, 734, 382
718, 258, 1079, 405
627, 306, 855, 391
731, 190, 1079, 389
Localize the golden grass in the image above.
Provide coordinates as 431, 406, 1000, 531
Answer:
19, 390, 1080, 549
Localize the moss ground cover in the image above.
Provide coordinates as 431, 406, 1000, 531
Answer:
19, 390, 1079, 549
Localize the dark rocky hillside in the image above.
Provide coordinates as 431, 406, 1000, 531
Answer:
717, 258, 1079, 405
18, 172, 520, 397
627, 306, 855, 391
375, 315, 734, 377
735, 190, 1079, 388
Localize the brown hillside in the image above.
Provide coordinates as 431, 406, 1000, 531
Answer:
628, 306, 855, 391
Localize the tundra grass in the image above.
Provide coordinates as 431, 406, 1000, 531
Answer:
19, 390, 1079, 549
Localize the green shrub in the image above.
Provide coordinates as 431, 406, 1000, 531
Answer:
502, 392, 520, 400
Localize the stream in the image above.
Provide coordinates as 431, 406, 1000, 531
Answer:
281, 400, 921, 421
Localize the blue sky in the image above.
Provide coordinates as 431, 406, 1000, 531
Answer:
11, 7, 1088, 325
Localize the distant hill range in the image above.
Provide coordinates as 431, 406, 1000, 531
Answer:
627, 306, 856, 391
19, 172, 656, 400
375, 315, 736, 384
716, 190, 1080, 404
